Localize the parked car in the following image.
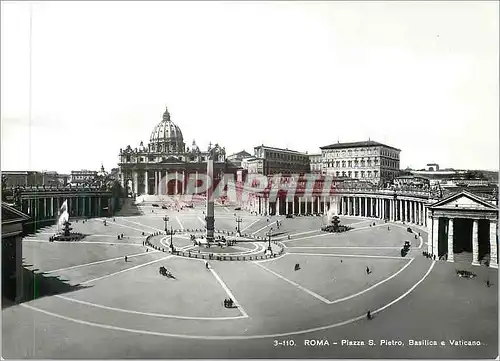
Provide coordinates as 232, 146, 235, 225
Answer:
152, 204, 159, 207
234, 207, 241, 211
161, 205, 167, 209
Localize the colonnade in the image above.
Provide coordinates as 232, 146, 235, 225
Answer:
20, 195, 112, 220
427, 216, 498, 268
246, 194, 428, 226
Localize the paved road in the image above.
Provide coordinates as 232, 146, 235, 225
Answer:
2, 204, 497, 358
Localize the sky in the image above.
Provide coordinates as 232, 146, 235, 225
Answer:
1, 1, 498, 174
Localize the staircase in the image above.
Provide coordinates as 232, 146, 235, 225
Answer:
113, 198, 143, 216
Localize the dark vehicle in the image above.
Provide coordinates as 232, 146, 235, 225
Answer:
456, 269, 476, 279
401, 240, 411, 257
186, 204, 194, 208
234, 207, 241, 211
161, 205, 167, 209
286, 214, 294, 219
152, 204, 159, 207
159, 266, 173, 278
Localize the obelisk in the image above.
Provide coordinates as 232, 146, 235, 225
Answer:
205, 150, 215, 242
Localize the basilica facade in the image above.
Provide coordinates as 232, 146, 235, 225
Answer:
118, 107, 238, 196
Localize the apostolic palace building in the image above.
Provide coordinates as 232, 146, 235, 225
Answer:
320, 140, 401, 184
118, 107, 238, 196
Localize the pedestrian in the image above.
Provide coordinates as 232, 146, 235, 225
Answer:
367, 311, 372, 320
366, 266, 371, 275
486, 280, 491, 287
205, 261, 209, 269
125, 256, 128, 262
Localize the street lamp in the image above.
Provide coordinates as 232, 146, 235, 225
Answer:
163, 216, 169, 233
266, 227, 273, 252
170, 226, 174, 252
235, 216, 242, 235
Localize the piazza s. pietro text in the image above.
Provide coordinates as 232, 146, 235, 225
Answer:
1, 1, 498, 359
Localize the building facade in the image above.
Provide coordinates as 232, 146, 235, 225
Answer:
2, 171, 65, 187
320, 140, 401, 184
227, 150, 252, 169
245, 145, 310, 176
118, 107, 237, 196
308, 153, 322, 173
2, 203, 29, 302
69, 170, 98, 186
426, 190, 498, 268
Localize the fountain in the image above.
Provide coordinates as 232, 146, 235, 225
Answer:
49, 200, 85, 242
321, 206, 352, 233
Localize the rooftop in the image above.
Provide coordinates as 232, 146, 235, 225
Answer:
228, 150, 252, 158
254, 145, 307, 154
320, 140, 400, 151
1, 202, 30, 225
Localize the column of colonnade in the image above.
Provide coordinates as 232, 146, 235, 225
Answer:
248, 193, 428, 229
430, 215, 498, 268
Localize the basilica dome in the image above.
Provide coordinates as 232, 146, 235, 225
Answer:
149, 107, 185, 154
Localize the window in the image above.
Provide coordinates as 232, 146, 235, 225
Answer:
348, 160, 352, 167
361, 171, 365, 178
348, 171, 352, 177
336, 161, 340, 167
342, 161, 346, 167
354, 171, 358, 178
336, 171, 340, 177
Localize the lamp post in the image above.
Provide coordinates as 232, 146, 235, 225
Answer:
266, 228, 273, 252
170, 226, 174, 252
235, 216, 242, 235
163, 216, 169, 233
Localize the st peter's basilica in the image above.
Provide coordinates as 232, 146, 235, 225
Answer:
118, 107, 238, 196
